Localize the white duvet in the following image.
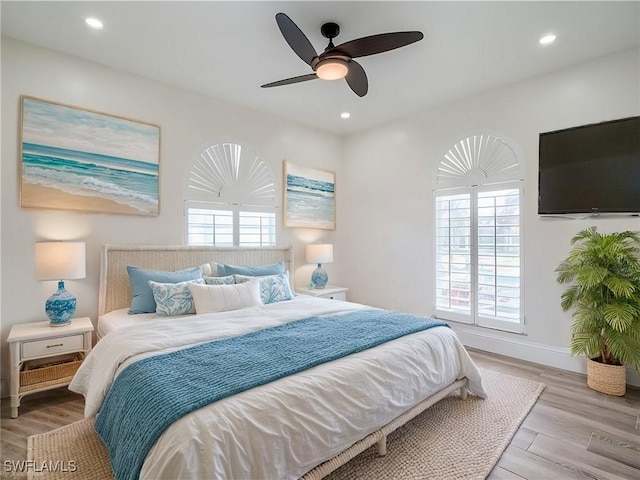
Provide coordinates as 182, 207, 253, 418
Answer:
70, 296, 486, 479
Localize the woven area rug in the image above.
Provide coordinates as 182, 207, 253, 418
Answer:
28, 369, 544, 480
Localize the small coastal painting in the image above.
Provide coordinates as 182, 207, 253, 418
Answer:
284, 161, 335, 229
20, 96, 160, 216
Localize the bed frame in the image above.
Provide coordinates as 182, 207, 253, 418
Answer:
97, 244, 469, 479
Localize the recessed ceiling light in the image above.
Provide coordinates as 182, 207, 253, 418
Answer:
539, 34, 556, 46
85, 17, 104, 29
340, 112, 351, 119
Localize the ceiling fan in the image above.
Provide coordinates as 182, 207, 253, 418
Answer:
261, 13, 424, 97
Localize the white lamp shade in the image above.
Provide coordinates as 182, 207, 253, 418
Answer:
35, 242, 86, 280
306, 244, 333, 264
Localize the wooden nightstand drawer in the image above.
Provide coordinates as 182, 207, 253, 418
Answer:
22, 334, 84, 359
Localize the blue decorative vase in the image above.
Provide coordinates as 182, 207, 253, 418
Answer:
311, 263, 328, 289
45, 281, 76, 326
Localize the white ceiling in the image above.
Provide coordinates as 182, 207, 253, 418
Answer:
2, 1, 639, 135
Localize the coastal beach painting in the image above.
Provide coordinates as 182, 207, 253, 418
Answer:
20, 96, 160, 216
284, 161, 335, 229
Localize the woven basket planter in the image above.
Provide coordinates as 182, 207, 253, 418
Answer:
586, 357, 626, 396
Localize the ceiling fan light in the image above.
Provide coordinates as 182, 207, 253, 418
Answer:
316, 59, 349, 80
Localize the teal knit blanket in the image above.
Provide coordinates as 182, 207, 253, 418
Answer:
95, 309, 449, 480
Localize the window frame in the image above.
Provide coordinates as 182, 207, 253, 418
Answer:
433, 180, 524, 333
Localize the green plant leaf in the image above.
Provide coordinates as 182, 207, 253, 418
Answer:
576, 266, 608, 289
570, 332, 602, 358
604, 276, 635, 298
606, 330, 640, 370
560, 286, 580, 311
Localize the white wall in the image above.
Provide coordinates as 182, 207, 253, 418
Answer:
0, 38, 345, 395
341, 49, 640, 381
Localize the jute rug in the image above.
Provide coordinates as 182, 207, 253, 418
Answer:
28, 369, 544, 480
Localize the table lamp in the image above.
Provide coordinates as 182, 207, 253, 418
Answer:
306, 244, 333, 289
35, 241, 86, 326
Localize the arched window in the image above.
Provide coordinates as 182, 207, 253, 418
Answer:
185, 142, 277, 246
433, 134, 524, 332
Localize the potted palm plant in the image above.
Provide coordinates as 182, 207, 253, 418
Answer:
555, 227, 640, 396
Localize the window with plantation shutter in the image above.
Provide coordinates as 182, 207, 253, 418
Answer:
185, 143, 277, 247
434, 134, 523, 332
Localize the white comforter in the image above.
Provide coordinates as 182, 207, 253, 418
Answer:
70, 296, 486, 479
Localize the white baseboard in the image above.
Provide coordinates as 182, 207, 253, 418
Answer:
451, 323, 640, 388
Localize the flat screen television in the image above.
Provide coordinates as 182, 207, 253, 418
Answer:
538, 116, 640, 215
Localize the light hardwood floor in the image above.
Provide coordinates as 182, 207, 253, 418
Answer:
1, 349, 638, 479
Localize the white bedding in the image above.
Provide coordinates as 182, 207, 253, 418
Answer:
97, 308, 155, 338
71, 296, 486, 479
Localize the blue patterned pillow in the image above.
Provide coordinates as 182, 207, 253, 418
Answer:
235, 273, 293, 304
203, 275, 235, 285
148, 279, 204, 317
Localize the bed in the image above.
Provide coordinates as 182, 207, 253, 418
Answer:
70, 244, 486, 480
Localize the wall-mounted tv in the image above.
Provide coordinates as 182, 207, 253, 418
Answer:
538, 116, 640, 215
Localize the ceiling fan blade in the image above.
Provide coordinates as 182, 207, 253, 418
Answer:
275, 13, 318, 66
345, 60, 368, 97
330, 31, 423, 58
261, 73, 318, 88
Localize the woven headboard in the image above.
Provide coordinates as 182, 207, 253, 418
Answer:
98, 244, 294, 316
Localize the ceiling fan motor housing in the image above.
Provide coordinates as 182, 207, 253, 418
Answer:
321, 22, 340, 40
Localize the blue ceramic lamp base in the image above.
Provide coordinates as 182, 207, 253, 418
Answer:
45, 281, 77, 327
311, 264, 329, 289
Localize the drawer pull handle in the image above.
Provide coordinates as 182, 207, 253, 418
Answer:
46, 344, 64, 348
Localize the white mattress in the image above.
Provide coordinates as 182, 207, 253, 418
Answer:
72, 296, 486, 479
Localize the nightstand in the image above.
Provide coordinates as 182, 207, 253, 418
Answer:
295, 285, 348, 301
7, 317, 93, 418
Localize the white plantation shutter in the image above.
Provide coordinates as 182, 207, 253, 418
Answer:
187, 207, 234, 246
435, 190, 473, 324
239, 211, 276, 247
476, 184, 522, 330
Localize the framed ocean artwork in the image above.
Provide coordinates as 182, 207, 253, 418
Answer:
284, 161, 335, 229
20, 96, 160, 216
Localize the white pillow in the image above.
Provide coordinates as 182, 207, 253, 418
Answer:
188, 280, 262, 314
148, 279, 204, 317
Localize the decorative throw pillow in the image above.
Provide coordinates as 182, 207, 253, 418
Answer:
235, 273, 293, 305
198, 262, 220, 277
127, 265, 203, 314
188, 280, 262, 314
149, 279, 204, 317
203, 275, 236, 285
217, 261, 285, 277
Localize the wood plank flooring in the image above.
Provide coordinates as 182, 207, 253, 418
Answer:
1, 349, 638, 479
469, 350, 640, 480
